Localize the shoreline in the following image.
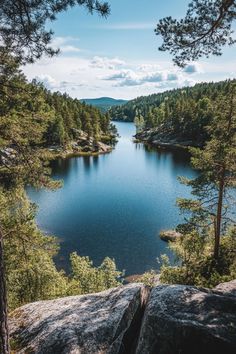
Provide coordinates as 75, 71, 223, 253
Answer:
47, 131, 117, 160
134, 127, 203, 151
49, 144, 113, 160
133, 138, 191, 151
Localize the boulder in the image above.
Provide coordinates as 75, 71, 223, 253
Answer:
214, 279, 236, 297
81, 145, 94, 152
77, 136, 90, 147
136, 283, 236, 354
9, 280, 236, 354
9, 284, 149, 354
96, 141, 112, 153
0, 147, 17, 165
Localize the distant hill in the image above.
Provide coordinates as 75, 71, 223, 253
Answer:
80, 97, 128, 112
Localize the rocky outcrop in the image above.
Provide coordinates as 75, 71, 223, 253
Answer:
48, 131, 113, 158
10, 280, 236, 354
135, 125, 202, 149
136, 282, 236, 354
9, 284, 149, 354
214, 279, 236, 297
0, 147, 17, 165
159, 229, 182, 242
73, 130, 113, 154
1, 131, 113, 167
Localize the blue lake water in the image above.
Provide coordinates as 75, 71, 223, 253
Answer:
28, 122, 197, 276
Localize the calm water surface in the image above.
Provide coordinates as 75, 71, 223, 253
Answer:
28, 122, 197, 275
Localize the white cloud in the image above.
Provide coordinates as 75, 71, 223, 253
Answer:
90, 56, 126, 70
34, 74, 85, 91
104, 70, 141, 86
34, 74, 57, 89
143, 72, 164, 83
60, 45, 81, 53
103, 69, 181, 87
23, 52, 207, 99
51, 36, 81, 54
104, 70, 136, 80
138, 64, 161, 72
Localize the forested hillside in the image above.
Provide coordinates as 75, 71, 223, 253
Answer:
0, 59, 114, 159
110, 80, 236, 145
1, 0, 236, 351
44, 92, 112, 145
0, 54, 121, 313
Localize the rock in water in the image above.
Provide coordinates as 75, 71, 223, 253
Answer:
10, 284, 149, 354
136, 284, 236, 354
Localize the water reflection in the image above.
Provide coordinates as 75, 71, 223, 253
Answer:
28, 122, 197, 276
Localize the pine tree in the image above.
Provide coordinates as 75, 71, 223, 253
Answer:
178, 84, 236, 262
156, 0, 236, 66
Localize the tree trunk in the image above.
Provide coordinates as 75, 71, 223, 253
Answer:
0, 226, 10, 354
214, 170, 225, 260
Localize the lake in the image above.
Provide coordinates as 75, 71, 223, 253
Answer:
28, 122, 197, 276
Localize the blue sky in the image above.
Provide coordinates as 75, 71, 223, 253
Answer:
24, 0, 236, 99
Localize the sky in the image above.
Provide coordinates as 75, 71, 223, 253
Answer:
23, 0, 236, 100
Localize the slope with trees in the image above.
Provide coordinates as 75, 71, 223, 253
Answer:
110, 79, 235, 147
159, 84, 236, 287
1, 0, 236, 352
0, 49, 119, 354
0, 1, 111, 353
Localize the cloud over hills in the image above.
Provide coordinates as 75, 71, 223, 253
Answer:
22, 38, 212, 99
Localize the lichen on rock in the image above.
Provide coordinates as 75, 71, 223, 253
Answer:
10, 284, 149, 354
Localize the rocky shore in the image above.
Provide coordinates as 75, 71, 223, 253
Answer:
0, 131, 114, 166
48, 130, 114, 159
135, 124, 202, 149
9, 280, 236, 354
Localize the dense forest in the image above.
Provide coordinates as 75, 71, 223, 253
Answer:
44, 92, 113, 145
1, 0, 236, 352
110, 79, 236, 145
0, 58, 118, 188
0, 58, 114, 156
0, 54, 122, 313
